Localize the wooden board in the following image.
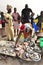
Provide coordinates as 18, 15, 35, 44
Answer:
0, 40, 16, 57
37, 33, 43, 37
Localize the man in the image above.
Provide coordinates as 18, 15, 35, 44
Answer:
34, 11, 43, 32
4, 5, 14, 41
21, 4, 34, 24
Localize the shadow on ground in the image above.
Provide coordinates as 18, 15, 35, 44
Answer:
0, 56, 43, 65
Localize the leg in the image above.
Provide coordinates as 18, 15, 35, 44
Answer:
10, 27, 14, 41
0, 29, 2, 37
17, 29, 19, 36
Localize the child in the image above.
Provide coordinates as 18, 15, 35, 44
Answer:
12, 8, 20, 36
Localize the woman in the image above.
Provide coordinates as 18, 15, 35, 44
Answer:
4, 5, 14, 41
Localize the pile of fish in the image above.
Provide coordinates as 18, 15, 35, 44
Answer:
15, 41, 41, 61
0, 40, 42, 61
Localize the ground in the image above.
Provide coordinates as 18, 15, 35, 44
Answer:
0, 56, 43, 65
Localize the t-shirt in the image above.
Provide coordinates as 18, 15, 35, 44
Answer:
12, 12, 20, 21
20, 23, 31, 32
35, 16, 43, 29
21, 8, 32, 24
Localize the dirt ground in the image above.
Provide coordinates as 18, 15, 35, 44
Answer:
0, 56, 43, 65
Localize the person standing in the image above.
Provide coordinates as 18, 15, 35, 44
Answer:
34, 11, 43, 32
12, 8, 20, 36
21, 4, 34, 24
1, 12, 5, 37
0, 12, 2, 37
4, 5, 14, 41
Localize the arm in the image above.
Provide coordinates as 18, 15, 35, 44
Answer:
4, 16, 9, 23
17, 13, 21, 23
29, 8, 35, 17
12, 13, 16, 21
29, 25, 35, 37
28, 23, 35, 36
